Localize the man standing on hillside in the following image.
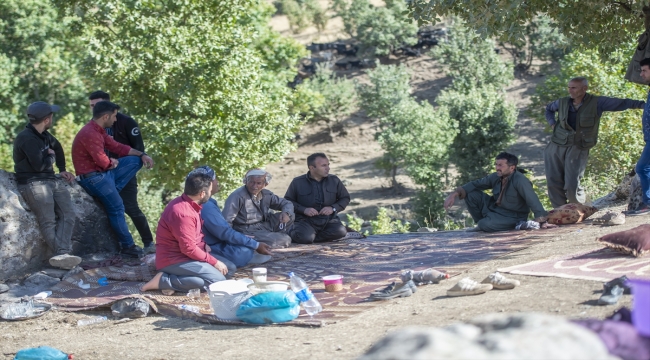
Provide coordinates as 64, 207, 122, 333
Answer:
544, 77, 644, 208
13, 101, 80, 269
444, 152, 547, 232
223, 169, 294, 248
285, 153, 350, 243
72, 101, 154, 257
629, 59, 650, 215
88, 91, 155, 254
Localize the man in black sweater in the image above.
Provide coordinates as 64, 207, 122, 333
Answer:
13, 102, 80, 269
88, 91, 155, 254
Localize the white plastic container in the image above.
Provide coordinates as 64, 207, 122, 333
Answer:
208, 280, 251, 320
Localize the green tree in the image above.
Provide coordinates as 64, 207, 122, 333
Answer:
332, 0, 418, 57
0, 0, 89, 169
406, 0, 644, 54
300, 64, 357, 141
55, 0, 305, 194
275, 0, 327, 33
530, 47, 646, 198
432, 21, 517, 184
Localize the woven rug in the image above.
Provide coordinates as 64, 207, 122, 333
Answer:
499, 247, 650, 282
44, 227, 572, 326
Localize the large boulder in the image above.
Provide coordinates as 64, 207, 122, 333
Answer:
359, 313, 616, 360
0, 170, 119, 281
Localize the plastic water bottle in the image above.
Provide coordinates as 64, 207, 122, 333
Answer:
179, 304, 200, 313
288, 272, 322, 316
77, 315, 107, 326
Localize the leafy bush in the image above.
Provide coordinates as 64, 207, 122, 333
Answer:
369, 207, 410, 234
498, 15, 570, 71
530, 47, 646, 196
437, 86, 518, 184
345, 213, 364, 232
332, 0, 417, 57
126, 179, 171, 246
300, 64, 357, 140
275, 0, 327, 33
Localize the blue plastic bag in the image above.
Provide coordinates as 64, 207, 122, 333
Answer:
236, 291, 300, 324
14, 346, 68, 360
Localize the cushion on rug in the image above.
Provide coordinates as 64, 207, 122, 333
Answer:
547, 203, 598, 225
597, 224, 650, 257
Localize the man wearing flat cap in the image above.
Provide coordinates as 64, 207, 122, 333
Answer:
222, 169, 294, 248
13, 101, 80, 269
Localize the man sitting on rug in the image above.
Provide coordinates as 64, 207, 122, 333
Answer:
443, 152, 548, 233
285, 152, 350, 243
222, 169, 294, 248
140, 171, 228, 295
190, 166, 273, 273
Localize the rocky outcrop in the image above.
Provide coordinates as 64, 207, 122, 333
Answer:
592, 172, 642, 210
359, 313, 616, 360
0, 170, 119, 281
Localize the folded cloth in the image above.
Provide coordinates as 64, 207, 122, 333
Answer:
515, 220, 540, 230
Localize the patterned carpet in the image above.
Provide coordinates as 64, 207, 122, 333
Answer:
44, 227, 572, 326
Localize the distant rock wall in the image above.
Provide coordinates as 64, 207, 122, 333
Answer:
0, 170, 119, 281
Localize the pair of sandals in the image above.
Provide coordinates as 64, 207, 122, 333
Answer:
446, 272, 520, 297
369, 269, 450, 301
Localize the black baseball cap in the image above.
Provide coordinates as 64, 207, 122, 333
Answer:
26, 101, 60, 120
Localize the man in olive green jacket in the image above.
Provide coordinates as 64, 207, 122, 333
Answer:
544, 77, 644, 208
444, 152, 547, 232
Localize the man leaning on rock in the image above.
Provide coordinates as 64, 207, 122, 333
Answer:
222, 169, 294, 248
13, 102, 80, 269
444, 152, 547, 233
72, 101, 154, 258
285, 152, 350, 243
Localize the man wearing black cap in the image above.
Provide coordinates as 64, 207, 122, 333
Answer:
13, 101, 81, 269
88, 90, 155, 254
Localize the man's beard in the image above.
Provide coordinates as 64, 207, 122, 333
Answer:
199, 192, 211, 205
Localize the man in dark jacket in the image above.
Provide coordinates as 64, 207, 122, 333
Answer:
88, 91, 155, 253
13, 101, 80, 269
284, 153, 350, 243
444, 152, 547, 232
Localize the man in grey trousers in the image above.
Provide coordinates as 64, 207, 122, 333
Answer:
544, 77, 645, 208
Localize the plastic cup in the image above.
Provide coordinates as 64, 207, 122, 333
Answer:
187, 288, 201, 300
630, 278, 650, 336
322, 275, 344, 292
252, 268, 267, 283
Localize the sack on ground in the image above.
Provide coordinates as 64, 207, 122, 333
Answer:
597, 224, 650, 257
547, 203, 598, 225
236, 291, 300, 324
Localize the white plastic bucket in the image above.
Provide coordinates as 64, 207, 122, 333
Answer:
208, 280, 251, 320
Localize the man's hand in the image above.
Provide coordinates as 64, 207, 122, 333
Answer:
551, 124, 555, 130
60, 171, 75, 183
534, 216, 548, 223
109, 158, 119, 169
141, 155, 154, 169
279, 212, 291, 223
256, 243, 273, 255
205, 243, 211, 253
303, 207, 319, 217
214, 261, 228, 275
47, 149, 55, 155
318, 206, 334, 216
443, 192, 458, 210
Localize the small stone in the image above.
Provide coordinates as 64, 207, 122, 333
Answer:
0, 283, 9, 294
349, 200, 363, 206
41, 268, 68, 279
23, 273, 60, 288
417, 227, 438, 233
342, 179, 352, 186
63, 266, 85, 280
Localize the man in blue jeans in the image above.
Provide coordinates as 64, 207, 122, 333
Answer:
72, 101, 154, 257
631, 58, 650, 215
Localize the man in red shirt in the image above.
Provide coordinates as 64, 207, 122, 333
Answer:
140, 171, 228, 295
72, 101, 154, 257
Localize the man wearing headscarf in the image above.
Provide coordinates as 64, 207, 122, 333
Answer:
191, 166, 273, 273
222, 169, 295, 247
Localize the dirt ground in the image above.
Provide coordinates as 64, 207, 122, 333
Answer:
1, 10, 644, 360
1, 213, 643, 360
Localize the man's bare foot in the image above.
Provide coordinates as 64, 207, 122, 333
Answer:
161, 289, 175, 296
140, 272, 164, 292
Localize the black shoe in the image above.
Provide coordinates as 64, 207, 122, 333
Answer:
603, 275, 631, 294
626, 204, 650, 216
120, 245, 143, 258
598, 284, 624, 305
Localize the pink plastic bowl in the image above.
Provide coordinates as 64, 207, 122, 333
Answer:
322, 275, 344, 292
